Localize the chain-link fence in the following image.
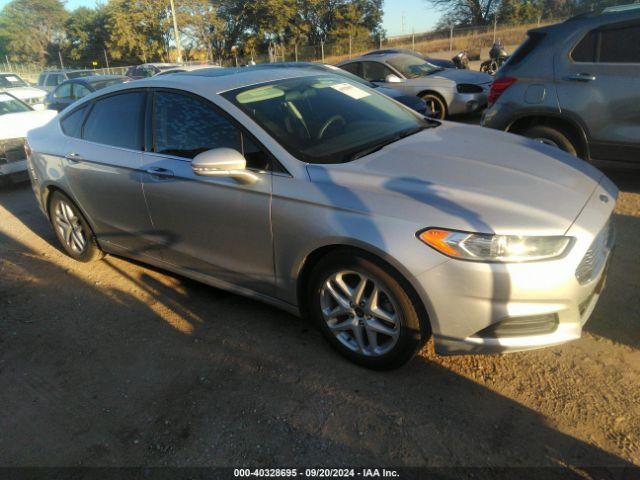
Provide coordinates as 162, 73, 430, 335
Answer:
3, 17, 563, 84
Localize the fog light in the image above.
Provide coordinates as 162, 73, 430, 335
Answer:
466, 100, 479, 111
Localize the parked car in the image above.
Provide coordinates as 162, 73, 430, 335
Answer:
154, 64, 221, 76
45, 75, 130, 112
27, 67, 616, 369
363, 49, 458, 69
250, 62, 430, 115
37, 70, 97, 92
338, 53, 493, 119
126, 63, 181, 80
0, 92, 56, 185
0, 72, 47, 109
482, 7, 640, 165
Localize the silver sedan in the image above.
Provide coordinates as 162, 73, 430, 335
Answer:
26, 67, 616, 369
337, 52, 493, 119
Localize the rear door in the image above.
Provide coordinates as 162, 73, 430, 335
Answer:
556, 19, 640, 163
62, 90, 155, 254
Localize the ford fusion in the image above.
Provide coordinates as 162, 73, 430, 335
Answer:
26, 67, 616, 369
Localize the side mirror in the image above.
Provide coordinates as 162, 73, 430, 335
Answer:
191, 148, 257, 184
385, 74, 403, 83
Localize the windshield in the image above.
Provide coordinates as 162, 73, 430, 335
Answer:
387, 55, 443, 79
0, 73, 30, 88
0, 92, 32, 115
223, 75, 434, 164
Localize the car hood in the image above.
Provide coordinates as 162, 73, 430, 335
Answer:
426, 68, 492, 85
0, 109, 57, 140
2, 86, 47, 100
306, 122, 605, 235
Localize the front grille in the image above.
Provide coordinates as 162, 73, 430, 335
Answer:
472, 314, 559, 338
0, 138, 27, 165
576, 219, 614, 285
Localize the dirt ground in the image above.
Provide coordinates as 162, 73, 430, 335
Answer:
0, 164, 639, 473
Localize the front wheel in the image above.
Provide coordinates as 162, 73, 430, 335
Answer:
420, 93, 447, 120
307, 250, 430, 369
48, 191, 104, 262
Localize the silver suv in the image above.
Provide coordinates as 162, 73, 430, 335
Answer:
482, 7, 640, 166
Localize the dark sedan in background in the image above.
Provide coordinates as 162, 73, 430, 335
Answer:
45, 75, 130, 112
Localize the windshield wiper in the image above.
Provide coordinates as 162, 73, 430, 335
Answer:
350, 125, 429, 160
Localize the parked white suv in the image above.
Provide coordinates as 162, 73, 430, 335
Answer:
0, 72, 47, 110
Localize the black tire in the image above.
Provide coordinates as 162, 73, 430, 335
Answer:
307, 249, 430, 370
522, 125, 578, 156
48, 191, 104, 263
420, 92, 447, 120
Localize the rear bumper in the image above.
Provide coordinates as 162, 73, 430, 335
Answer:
416, 176, 618, 355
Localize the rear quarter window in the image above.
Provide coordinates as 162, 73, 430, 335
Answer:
507, 32, 546, 66
572, 21, 640, 63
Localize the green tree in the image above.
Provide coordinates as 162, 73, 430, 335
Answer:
0, 0, 67, 64
63, 6, 110, 66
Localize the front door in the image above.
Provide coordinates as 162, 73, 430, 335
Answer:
140, 90, 275, 295
556, 19, 640, 164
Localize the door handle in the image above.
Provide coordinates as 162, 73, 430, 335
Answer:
145, 167, 174, 178
65, 152, 84, 162
565, 73, 596, 82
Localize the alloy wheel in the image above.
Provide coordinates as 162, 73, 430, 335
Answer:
320, 270, 401, 357
54, 200, 87, 254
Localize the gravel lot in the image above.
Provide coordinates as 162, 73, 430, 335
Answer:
0, 162, 639, 473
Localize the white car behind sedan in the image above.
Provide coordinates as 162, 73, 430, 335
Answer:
0, 92, 56, 185
0, 72, 47, 110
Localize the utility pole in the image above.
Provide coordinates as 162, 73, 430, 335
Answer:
412, 29, 415, 51
349, 35, 352, 59
449, 25, 454, 53
493, 15, 498, 43
401, 11, 405, 34
294, 43, 298, 62
103, 49, 110, 74
58, 50, 64, 69
169, 0, 183, 63
321, 40, 324, 62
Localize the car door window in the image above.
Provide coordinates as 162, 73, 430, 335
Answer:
340, 62, 362, 76
361, 61, 393, 82
73, 84, 91, 99
572, 22, 640, 63
54, 83, 72, 99
45, 74, 60, 87
83, 91, 145, 150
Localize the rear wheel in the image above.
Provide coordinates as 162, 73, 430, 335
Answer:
48, 191, 104, 262
307, 250, 430, 369
522, 125, 578, 156
420, 93, 447, 120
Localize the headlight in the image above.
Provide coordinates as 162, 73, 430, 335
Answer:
457, 83, 483, 94
417, 228, 573, 262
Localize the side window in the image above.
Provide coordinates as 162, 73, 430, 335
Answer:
340, 62, 362, 76
83, 92, 145, 149
153, 91, 240, 159
54, 83, 72, 99
60, 106, 87, 138
45, 74, 59, 87
572, 23, 640, 63
38, 73, 46, 86
362, 62, 393, 82
73, 84, 91, 99
599, 24, 640, 63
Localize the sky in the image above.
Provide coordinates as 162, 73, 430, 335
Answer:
0, 0, 440, 37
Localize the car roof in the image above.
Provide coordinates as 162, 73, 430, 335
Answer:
339, 52, 413, 64
69, 66, 328, 105
532, 8, 640, 34
71, 75, 128, 84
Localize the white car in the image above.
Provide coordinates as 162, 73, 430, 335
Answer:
0, 72, 48, 110
0, 92, 56, 184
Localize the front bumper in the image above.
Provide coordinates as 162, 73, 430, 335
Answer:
448, 91, 488, 115
416, 176, 617, 355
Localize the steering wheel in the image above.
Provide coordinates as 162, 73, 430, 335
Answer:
318, 115, 347, 140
